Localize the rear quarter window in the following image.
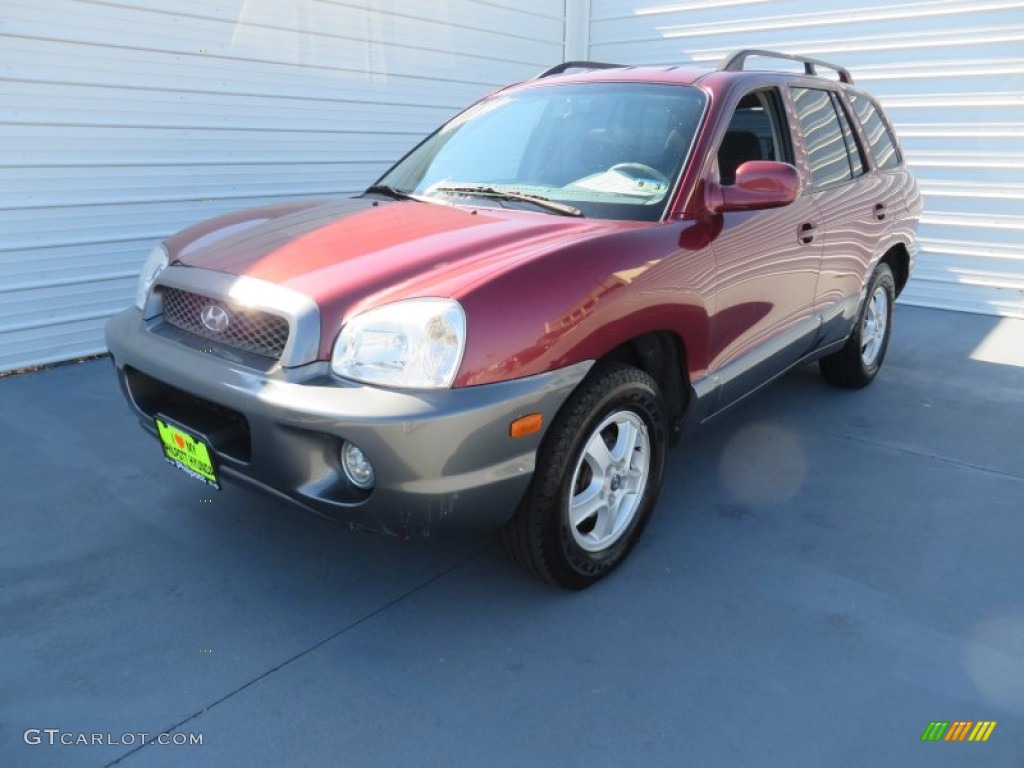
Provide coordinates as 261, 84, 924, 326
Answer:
848, 93, 902, 170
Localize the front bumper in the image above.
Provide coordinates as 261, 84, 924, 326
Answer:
105, 308, 591, 536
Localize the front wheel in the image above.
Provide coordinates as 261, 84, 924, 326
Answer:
819, 263, 895, 388
501, 363, 667, 589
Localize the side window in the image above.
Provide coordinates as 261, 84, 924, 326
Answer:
832, 93, 865, 177
848, 93, 902, 170
790, 87, 858, 188
717, 89, 791, 186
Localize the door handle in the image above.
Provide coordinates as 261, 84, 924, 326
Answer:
873, 203, 887, 221
798, 222, 818, 245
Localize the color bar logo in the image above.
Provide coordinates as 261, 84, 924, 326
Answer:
921, 721, 996, 742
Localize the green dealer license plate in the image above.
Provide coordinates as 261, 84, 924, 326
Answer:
155, 416, 221, 490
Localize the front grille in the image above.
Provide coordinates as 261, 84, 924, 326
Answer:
160, 287, 290, 359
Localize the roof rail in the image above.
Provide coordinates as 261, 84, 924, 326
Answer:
717, 49, 854, 84
536, 61, 623, 78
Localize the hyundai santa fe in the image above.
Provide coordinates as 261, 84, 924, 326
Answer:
106, 50, 922, 588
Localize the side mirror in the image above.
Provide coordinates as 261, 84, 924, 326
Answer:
709, 161, 800, 213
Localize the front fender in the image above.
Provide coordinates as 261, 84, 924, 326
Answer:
453, 221, 716, 387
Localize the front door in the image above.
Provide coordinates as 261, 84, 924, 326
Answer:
708, 87, 822, 408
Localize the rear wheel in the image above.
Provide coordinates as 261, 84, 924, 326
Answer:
501, 363, 667, 589
819, 263, 895, 388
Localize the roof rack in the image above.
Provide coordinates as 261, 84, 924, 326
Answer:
717, 49, 854, 84
536, 61, 623, 78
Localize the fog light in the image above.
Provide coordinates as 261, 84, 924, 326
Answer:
341, 441, 375, 489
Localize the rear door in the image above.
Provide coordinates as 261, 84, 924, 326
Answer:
787, 85, 886, 344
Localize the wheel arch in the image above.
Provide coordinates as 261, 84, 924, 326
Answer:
880, 242, 911, 297
597, 330, 691, 444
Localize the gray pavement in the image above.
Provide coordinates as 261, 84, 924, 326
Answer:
2, 305, 1022, 767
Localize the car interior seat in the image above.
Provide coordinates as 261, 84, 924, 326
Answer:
718, 130, 762, 185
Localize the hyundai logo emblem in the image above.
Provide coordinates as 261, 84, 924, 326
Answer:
200, 305, 230, 332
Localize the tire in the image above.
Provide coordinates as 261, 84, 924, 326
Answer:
819, 262, 895, 388
501, 363, 667, 589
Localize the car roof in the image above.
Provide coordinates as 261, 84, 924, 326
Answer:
504, 66, 852, 105
536, 65, 710, 87
511, 51, 855, 92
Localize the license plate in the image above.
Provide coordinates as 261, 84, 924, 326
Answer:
155, 416, 221, 490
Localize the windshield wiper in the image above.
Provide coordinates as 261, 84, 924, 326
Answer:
431, 185, 583, 217
364, 184, 415, 200
365, 184, 448, 207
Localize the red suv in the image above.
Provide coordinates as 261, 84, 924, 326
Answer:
106, 50, 921, 588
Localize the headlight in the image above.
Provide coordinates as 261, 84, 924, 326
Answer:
135, 245, 169, 311
331, 298, 466, 388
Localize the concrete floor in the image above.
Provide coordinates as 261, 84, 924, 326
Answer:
2, 305, 1022, 767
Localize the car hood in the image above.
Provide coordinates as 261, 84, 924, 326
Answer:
167, 197, 636, 350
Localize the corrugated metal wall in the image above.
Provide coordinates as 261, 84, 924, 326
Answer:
0, 0, 564, 371
5, 1, 1022, 373
589, 0, 1024, 319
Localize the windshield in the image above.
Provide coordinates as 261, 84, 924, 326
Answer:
374, 82, 707, 222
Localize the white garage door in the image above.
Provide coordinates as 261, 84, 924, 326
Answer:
0, 0, 563, 372
588, 0, 1024, 318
